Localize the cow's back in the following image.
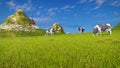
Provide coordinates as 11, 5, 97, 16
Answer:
98, 24, 111, 31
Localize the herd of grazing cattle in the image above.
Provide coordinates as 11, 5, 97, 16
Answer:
78, 23, 112, 36
45, 23, 112, 36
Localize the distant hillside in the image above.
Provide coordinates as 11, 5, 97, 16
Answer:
0, 9, 39, 32
2, 9, 36, 26
113, 23, 120, 30
0, 9, 45, 37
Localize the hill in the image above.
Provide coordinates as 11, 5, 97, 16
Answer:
113, 23, 120, 30
0, 9, 39, 32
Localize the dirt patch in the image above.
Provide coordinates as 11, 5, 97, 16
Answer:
112, 40, 120, 44
105, 38, 113, 41
95, 40, 105, 43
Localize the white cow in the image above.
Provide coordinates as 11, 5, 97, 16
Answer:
45, 28, 56, 36
78, 27, 85, 34
93, 24, 112, 36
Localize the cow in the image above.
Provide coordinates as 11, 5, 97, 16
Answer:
93, 24, 112, 36
45, 28, 56, 36
78, 27, 85, 34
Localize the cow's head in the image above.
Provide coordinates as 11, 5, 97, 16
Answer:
106, 24, 112, 28
93, 28, 98, 36
52, 28, 57, 32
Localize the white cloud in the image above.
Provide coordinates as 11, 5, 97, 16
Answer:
80, 0, 105, 10
6, 0, 33, 11
38, 6, 43, 9
88, 0, 94, 2
111, 0, 120, 7
36, 11, 41, 16
47, 5, 75, 16
61, 5, 75, 10
80, 0, 94, 3
6, 0, 16, 8
113, 11, 119, 16
48, 8, 58, 16
96, 17, 120, 23
0, 4, 1, 8
80, 0, 120, 10
80, 0, 87, 3
92, 13, 105, 18
33, 17, 52, 23
92, 0, 104, 9
74, 13, 77, 16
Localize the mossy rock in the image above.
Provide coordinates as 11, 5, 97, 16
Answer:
50, 23, 65, 34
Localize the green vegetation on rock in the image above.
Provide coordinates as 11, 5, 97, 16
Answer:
0, 9, 43, 33
3, 9, 31, 26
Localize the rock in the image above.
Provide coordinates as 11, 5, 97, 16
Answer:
0, 9, 39, 32
50, 23, 64, 34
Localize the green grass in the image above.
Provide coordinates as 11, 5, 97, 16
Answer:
0, 29, 45, 38
0, 30, 120, 68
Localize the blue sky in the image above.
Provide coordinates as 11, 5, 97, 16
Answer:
0, 0, 120, 33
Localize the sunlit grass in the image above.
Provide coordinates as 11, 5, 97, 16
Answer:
0, 30, 120, 68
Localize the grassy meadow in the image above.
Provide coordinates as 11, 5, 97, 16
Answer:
0, 30, 120, 68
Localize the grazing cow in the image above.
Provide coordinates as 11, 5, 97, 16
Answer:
93, 24, 112, 36
45, 28, 56, 36
78, 27, 85, 34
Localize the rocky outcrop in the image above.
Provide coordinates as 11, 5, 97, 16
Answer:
0, 9, 39, 32
50, 23, 64, 34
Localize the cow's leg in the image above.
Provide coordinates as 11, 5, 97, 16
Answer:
108, 30, 112, 35
45, 32, 50, 36
98, 31, 101, 35
99, 30, 102, 35
96, 32, 98, 36
107, 29, 112, 35
93, 34, 95, 36
45, 33, 47, 36
50, 32, 52, 36
82, 31, 84, 34
93, 33, 97, 36
93, 32, 98, 36
109, 29, 112, 35
97, 28, 102, 35
51, 33, 53, 36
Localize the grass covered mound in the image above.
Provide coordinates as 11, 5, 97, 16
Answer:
0, 29, 45, 37
113, 23, 120, 30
